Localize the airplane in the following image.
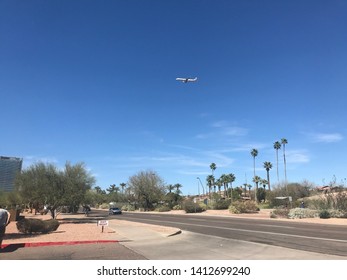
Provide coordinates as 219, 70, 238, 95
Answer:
176, 77, 198, 83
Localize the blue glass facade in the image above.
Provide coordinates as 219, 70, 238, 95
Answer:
0, 156, 23, 192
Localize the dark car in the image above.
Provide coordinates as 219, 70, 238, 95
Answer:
109, 207, 122, 215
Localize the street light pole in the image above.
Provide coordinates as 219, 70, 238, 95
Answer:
197, 177, 205, 196
197, 178, 200, 197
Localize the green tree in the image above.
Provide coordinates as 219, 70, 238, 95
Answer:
127, 171, 165, 210
63, 162, 96, 212
15, 162, 95, 218
167, 184, 175, 193
107, 184, 119, 194
215, 178, 223, 194
260, 179, 268, 189
209, 163, 217, 193
228, 173, 236, 199
252, 175, 261, 202
206, 175, 214, 197
174, 183, 182, 195
210, 163, 217, 176
273, 141, 281, 182
220, 174, 229, 198
263, 161, 273, 191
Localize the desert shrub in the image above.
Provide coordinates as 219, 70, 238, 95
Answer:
270, 212, 277, 218
327, 209, 347, 218
121, 205, 135, 211
155, 206, 171, 212
208, 199, 231, 210
172, 204, 182, 210
267, 181, 313, 207
270, 208, 290, 218
183, 201, 205, 213
100, 203, 110, 209
228, 200, 258, 214
16, 218, 60, 234
319, 210, 331, 219
198, 202, 207, 211
288, 208, 318, 219
309, 191, 347, 212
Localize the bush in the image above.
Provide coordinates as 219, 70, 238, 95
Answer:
198, 202, 207, 211
288, 208, 318, 219
327, 209, 347, 218
172, 205, 182, 210
319, 210, 331, 219
121, 205, 135, 211
270, 208, 290, 218
209, 199, 231, 210
155, 206, 171, 212
228, 200, 259, 214
16, 218, 60, 234
183, 201, 205, 213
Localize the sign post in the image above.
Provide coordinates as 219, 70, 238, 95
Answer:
97, 220, 109, 233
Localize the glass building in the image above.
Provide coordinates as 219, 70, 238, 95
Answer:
0, 156, 23, 192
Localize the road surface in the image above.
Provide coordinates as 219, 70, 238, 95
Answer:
114, 212, 347, 257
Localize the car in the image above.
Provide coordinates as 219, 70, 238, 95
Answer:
109, 207, 122, 215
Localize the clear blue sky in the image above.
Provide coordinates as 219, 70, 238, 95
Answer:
1, 0, 347, 195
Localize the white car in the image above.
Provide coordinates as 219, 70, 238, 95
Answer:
109, 207, 122, 215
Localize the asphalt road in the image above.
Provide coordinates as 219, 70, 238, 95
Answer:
115, 212, 347, 257
2, 210, 346, 260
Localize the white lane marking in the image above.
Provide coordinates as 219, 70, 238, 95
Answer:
188, 218, 207, 222
257, 224, 294, 229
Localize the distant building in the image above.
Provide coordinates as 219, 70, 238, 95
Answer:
0, 156, 23, 192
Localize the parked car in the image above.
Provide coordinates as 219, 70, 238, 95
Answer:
109, 207, 122, 215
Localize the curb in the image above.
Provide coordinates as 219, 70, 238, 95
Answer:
1, 240, 118, 249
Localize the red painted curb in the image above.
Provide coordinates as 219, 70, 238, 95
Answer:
1, 240, 118, 249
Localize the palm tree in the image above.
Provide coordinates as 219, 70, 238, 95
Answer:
228, 173, 236, 200
210, 163, 217, 176
173, 183, 182, 195
209, 162, 217, 192
220, 174, 229, 198
250, 149, 258, 202
273, 141, 281, 182
252, 175, 261, 202
281, 138, 288, 183
167, 184, 175, 193
206, 175, 214, 196
216, 178, 222, 194
263, 161, 273, 191
260, 179, 268, 189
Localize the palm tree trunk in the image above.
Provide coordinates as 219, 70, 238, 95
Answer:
267, 170, 271, 191
283, 146, 287, 183
276, 150, 279, 182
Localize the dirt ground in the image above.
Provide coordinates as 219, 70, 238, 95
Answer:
2, 209, 347, 247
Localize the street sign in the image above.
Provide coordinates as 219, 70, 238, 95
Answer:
98, 220, 109, 226
97, 220, 109, 233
